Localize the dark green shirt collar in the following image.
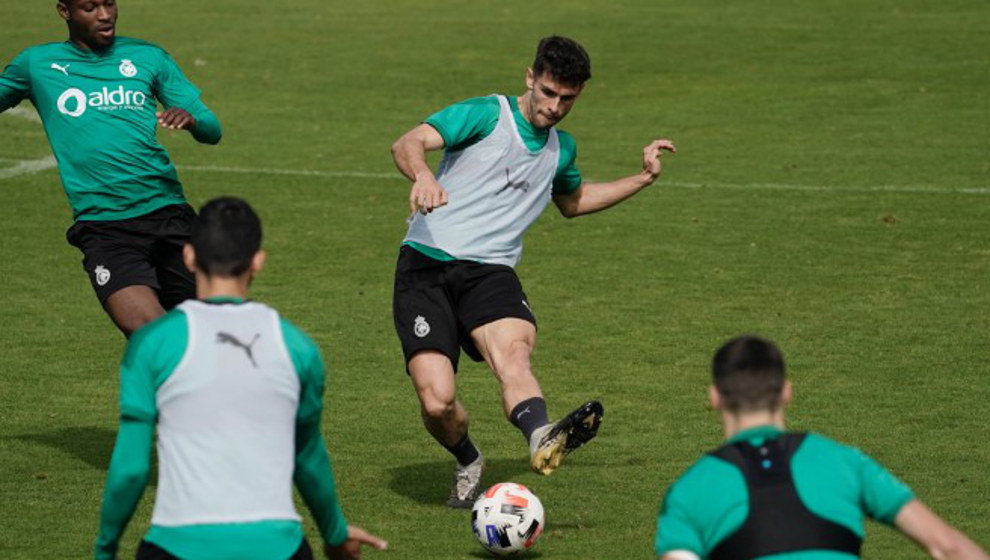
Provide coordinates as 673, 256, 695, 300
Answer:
203, 296, 245, 304
507, 96, 550, 143
726, 424, 784, 445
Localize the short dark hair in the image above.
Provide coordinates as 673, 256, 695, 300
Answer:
532, 36, 591, 86
712, 336, 786, 413
191, 197, 262, 277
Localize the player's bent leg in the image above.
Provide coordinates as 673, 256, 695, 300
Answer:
469, 318, 543, 415
409, 350, 468, 446
408, 350, 484, 508
471, 318, 603, 475
104, 285, 166, 337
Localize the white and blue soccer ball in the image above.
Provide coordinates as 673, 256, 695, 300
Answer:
471, 482, 545, 556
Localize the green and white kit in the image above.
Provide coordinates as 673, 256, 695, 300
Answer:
95, 298, 347, 560
404, 94, 581, 266
655, 426, 915, 560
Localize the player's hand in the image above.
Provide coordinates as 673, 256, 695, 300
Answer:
324, 525, 388, 560
409, 173, 449, 216
641, 138, 676, 184
156, 108, 196, 131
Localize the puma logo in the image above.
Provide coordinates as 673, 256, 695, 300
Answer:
515, 406, 532, 420
50, 63, 69, 76
498, 168, 531, 195
216, 331, 261, 367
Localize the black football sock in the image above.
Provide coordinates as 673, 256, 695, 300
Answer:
443, 433, 481, 467
510, 397, 549, 443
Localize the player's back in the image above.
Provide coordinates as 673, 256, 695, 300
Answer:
152, 299, 302, 527
656, 427, 914, 559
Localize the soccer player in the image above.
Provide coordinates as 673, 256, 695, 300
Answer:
94, 198, 387, 560
390, 35, 676, 507
0, 0, 222, 336
654, 335, 988, 560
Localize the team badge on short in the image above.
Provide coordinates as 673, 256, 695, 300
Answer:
94, 265, 111, 287
413, 315, 431, 338
119, 59, 137, 77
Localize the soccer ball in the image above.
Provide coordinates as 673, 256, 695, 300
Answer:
471, 482, 545, 556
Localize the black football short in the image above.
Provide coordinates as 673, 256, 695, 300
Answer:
136, 538, 314, 559
393, 245, 537, 372
65, 203, 196, 310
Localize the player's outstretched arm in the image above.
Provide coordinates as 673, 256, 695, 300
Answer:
0, 50, 32, 113
94, 418, 154, 560
895, 499, 988, 560
553, 139, 675, 218
153, 49, 222, 144
391, 123, 449, 215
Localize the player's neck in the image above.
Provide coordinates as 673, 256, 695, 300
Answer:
721, 409, 785, 440
516, 93, 535, 126
67, 34, 112, 53
196, 275, 251, 301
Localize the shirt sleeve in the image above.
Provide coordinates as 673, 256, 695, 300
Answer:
152, 47, 222, 144
424, 96, 500, 152
852, 447, 915, 524
552, 130, 582, 195
94, 419, 154, 560
119, 311, 188, 422
281, 318, 349, 547
94, 312, 186, 559
655, 480, 705, 557
0, 49, 32, 112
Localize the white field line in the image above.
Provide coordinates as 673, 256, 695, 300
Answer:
662, 180, 990, 196
178, 164, 395, 179
2, 157, 987, 195
0, 156, 57, 180
178, 164, 989, 195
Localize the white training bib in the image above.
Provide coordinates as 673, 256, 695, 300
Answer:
405, 95, 560, 267
151, 300, 302, 526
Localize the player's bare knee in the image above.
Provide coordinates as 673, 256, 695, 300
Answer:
421, 397, 456, 421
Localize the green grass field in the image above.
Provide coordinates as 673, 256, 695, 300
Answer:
2, 1, 988, 558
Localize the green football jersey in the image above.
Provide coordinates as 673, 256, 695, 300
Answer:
0, 38, 221, 221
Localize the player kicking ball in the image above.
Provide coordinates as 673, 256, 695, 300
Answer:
0, 0, 221, 337
390, 35, 675, 507
94, 198, 386, 560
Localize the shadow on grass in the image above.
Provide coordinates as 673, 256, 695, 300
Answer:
388, 457, 532, 506
12, 425, 117, 470
468, 549, 543, 558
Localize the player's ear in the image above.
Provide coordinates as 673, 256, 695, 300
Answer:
708, 385, 722, 411
525, 67, 535, 91
250, 250, 266, 276
182, 244, 198, 273
56, 1, 71, 21
781, 380, 793, 407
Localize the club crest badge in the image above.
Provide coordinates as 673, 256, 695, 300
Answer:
119, 59, 137, 77
94, 265, 111, 286
413, 315, 430, 338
